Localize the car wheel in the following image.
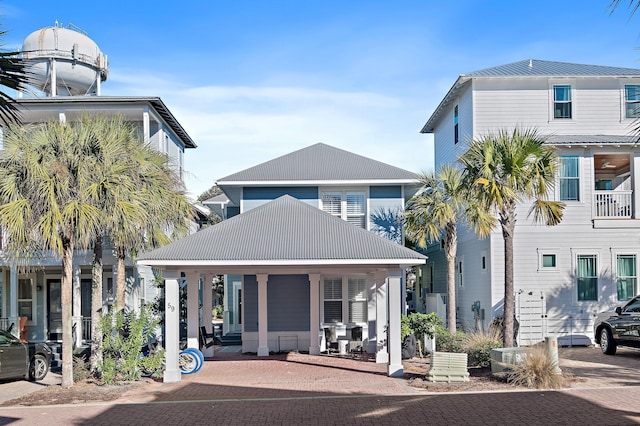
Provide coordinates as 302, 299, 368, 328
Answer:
600, 327, 617, 355
29, 354, 49, 381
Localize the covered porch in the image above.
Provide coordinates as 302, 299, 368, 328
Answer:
137, 195, 426, 383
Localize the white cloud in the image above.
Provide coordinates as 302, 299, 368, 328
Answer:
107, 70, 434, 198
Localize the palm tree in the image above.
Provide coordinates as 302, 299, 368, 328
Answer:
404, 164, 494, 333
0, 27, 30, 124
0, 121, 102, 387
108, 133, 193, 312
459, 128, 565, 347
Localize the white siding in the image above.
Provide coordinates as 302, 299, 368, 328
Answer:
433, 83, 473, 167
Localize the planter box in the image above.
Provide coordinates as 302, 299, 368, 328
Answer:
490, 347, 533, 374
426, 351, 469, 383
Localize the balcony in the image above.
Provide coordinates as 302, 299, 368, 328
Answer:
593, 190, 632, 218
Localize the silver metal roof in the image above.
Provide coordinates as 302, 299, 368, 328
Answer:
465, 59, 640, 77
421, 59, 640, 134
16, 96, 196, 148
216, 143, 418, 184
545, 135, 639, 145
138, 195, 426, 266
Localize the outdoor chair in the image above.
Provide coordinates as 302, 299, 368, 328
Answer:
348, 326, 364, 357
200, 326, 215, 349
324, 326, 338, 353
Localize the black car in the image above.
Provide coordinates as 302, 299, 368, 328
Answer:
0, 329, 51, 381
594, 295, 640, 355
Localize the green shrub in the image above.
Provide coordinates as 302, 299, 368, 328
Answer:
507, 348, 564, 389
212, 305, 224, 319
72, 354, 90, 382
434, 325, 466, 353
407, 312, 441, 342
100, 306, 164, 385
401, 315, 412, 341
463, 329, 502, 367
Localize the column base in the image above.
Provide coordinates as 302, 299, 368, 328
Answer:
202, 346, 214, 358
163, 368, 181, 383
388, 363, 403, 377
258, 346, 269, 356
308, 345, 321, 355
376, 351, 388, 364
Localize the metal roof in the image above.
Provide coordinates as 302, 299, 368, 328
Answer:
15, 96, 196, 148
465, 59, 640, 77
421, 59, 640, 134
216, 143, 418, 184
545, 135, 639, 145
138, 195, 426, 266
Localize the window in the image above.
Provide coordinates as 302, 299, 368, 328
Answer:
617, 255, 637, 301
454, 104, 459, 144
456, 259, 463, 288
348, 278, 367, 323
625, 85, 640, 118
323, 278, 342, 323
554, 85, 572, 119
559, 156, 579, 201
321, 190, 366, 228
18, 278, 34, 322
542, 254, 557, 268
577, 255, 597, 301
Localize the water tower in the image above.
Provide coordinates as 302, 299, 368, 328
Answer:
21, 22, 108, 96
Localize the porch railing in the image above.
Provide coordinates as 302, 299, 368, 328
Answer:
0, 317, 10, 331
593, 190, 632, 218
82, 317, 92, 341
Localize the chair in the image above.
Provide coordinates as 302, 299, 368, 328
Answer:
200, 326, 215, 349
324, 326, 338, 353
348, 326, 363, 357
19, 316, 28, 342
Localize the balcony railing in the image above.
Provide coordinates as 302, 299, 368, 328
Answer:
593, 190, 633, 218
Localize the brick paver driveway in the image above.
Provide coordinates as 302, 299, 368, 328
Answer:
1, 347, 639, 425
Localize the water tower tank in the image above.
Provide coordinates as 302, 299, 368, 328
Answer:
22, 23, 108, 96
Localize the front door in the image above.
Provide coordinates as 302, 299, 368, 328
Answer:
47, 279, 62, 341
231, 282, 242, 332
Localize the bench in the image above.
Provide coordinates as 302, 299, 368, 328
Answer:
426, 351, 470, 383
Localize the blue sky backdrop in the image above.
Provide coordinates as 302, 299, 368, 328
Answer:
2, 1, 640, 197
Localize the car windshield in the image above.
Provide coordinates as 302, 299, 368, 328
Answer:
623, 297, 640, 313
0, 330, 19, 344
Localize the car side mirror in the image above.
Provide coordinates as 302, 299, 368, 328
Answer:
615, 306, 622, 315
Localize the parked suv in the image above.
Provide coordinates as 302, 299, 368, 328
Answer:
593, 295, 640, 355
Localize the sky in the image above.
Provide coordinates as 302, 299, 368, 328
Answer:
1, 0, 640, 198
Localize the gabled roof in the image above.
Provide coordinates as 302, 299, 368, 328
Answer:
138, 195, 426, 267
16, 96, 196, 148
421, 59, 640, 134
216, 143, 418, 185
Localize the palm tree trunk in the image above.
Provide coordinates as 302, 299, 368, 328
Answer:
500, 204, 516, 347
90, 236, 103, 376
116, 246, 126, 311
61, 236, 74, 388
444, 221, 457, 334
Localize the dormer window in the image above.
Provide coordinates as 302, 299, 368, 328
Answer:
553, 85, 572, 119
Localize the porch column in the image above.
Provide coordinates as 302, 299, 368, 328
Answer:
308, 273, 321, 355
202, 273, 214, 358
72, 264, 82, 348
633, 152, 640, 219
185, 271, 200, 350
375, 271, 388, 364
366, 272, 376, 354
8, 266, 18, 338
387, 268, 403, 377
257, 273, 269, 356
163, 270, 181, 383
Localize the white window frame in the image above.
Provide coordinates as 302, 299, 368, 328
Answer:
319, 188, 368, 229
624, 84, 640, 119
612, 249, 639, 302
537, 249, 559, 271
456, 256, 464, 288
347, 276, 368, 324
549, 81, 576, 122
572, 250, 599, 303
321, 275, 368, 326
557, 155, 581, 202
17, 274, 37, 325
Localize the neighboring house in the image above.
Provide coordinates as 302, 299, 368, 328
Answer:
0, 24, 196, 345
138, 142, 426, 382
420, 59, 640, 345
214, 143, 420, 339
